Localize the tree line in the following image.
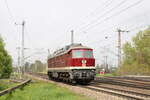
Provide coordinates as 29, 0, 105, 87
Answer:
117, 27, 150, 75
24, 60, 47, 73
13, 60, 47, 73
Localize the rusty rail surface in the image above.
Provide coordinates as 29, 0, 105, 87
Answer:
0, 79, 31, 96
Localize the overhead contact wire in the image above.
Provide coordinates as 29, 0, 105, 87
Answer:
83, 0, 144, 31
78, 0, 128, 32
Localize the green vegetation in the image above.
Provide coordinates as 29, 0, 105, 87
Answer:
0, 36, 12, 78
0, 79, 18, 91
24, 60, 47, 73
0, 80, 94, 100
96, 73, 115, 77
117, 27, 150, 75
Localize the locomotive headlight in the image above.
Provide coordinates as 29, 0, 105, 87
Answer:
91, 69, 95, 72
82, 60, 87, 64
91, 70, 96, 75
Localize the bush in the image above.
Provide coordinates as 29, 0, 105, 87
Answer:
117, 62, 150, 76
0, 36, 12, 78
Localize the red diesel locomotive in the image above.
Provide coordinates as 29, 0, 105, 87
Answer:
47, 43, 95, 83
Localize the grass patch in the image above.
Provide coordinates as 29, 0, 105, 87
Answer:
0, 79, 18, 91
0, 80, 94, 100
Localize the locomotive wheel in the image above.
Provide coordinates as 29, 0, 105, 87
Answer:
71, 80, 76, 85
48, 72, 53, 80
76, 80, 91, 85
48, 75, 52, 80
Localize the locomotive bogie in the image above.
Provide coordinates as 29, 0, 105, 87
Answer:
48, 67, 95, 83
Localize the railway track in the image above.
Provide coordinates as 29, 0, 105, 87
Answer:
99, 77, 150, 84
115, 76, 150, 82
95, 77, 150, 90
28, 73, 150, 100
83, 85, 150, 100
84, 77, 150, 100
123, 75, 150, 82
0, 79, 31, 96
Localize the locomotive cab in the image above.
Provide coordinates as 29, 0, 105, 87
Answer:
69, 48, 96, 83
70, 49, 95, 67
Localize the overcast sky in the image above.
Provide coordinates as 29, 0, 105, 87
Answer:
0, 0, 150, 66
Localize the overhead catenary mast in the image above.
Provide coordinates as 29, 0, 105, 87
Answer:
117, 29, 129, 67
15, 21, 25, 75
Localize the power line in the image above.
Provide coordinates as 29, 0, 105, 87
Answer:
4, 0, 15, 23
82, 20, 148, 46
80, 0, 144, 32
25, 26, 37, 48
78, 0, 128, 32
86, 24, 149, 51
72, 0, 114, 31
83, 11, 150, 37
83, 0, 113, 19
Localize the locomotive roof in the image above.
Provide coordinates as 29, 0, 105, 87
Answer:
48, 43, 92, 58
69, 44, 91, 50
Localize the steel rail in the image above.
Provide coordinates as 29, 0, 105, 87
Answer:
98, 77, 150, 85
91, 83, 150, 97
83, 85, 150, 100
95, 78, 150, 90
0, 79, 31, 96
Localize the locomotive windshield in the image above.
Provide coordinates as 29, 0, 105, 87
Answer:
84, 50, 93, 58
72, 50, 83, 58
72, 50, 93, 58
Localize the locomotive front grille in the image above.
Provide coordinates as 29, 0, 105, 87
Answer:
72, 69, 95, 79
82, 72, 87, 77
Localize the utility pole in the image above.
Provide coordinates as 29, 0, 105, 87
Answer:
71, 30, 74, 45
15, 21, 25, 75
117, 29, 129, 67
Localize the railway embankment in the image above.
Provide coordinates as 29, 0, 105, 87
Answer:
26, 73, 134, 100
0, 79, 18, 91
0, 77, 94, 100
0, 79, 31, 97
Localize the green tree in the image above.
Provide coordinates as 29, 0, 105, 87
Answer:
35, 60, 46, 72
28, 60, 46, 72
0, 36, 12, 78
118, 27, 150, 75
